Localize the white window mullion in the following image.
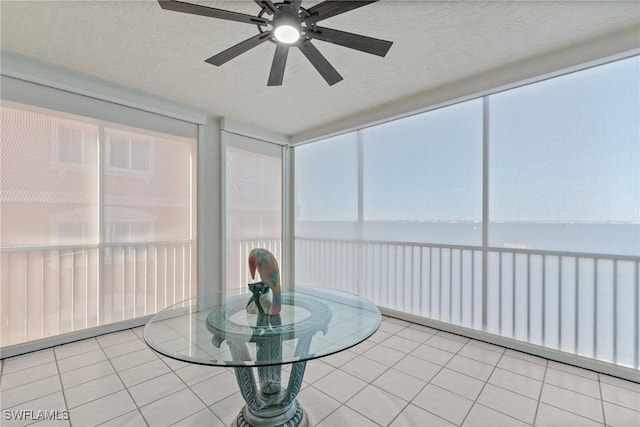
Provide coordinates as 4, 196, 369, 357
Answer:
97, 123, 105, 325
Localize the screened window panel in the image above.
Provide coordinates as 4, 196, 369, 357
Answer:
362, 99, 483, 245
225, 132, 282, 291
1, 104, 99, 247
104, 128, 194, 244
1, 97, 197, 348
295, 132, 359, 240
489, 56, 640, 256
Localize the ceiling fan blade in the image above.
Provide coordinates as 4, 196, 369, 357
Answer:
268, 44, 290, 86
158, 0, 268, 26
254, 0, 277, 15
307, 26, 392, 57
298, 40, 343, 86
305, 1, 378, 24
205, 32, 272, 66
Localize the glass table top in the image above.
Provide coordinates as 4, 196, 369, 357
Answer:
143, 287, 381, 367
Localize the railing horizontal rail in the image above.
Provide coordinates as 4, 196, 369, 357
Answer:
296, 236, 640, 262
0, 240, 193, 252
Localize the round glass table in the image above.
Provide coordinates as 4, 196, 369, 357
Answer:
144, 287, 381, 427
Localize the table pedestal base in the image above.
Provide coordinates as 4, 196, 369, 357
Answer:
234, 400, 308, 427
232, 360, 309, 427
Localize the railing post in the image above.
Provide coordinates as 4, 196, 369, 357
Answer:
481, 96, 490, 332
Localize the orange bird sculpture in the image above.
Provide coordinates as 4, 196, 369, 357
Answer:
246, 248, 281, 316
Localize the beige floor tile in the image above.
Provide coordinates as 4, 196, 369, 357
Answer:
488, 367, 542, 400
59, 360, 115, 389
600, 381, 640, 411
347, 384, 407, 426
2, 349, 55, 375
535, 403, 603, 427
97, 409, 147, 426
302, 359, 336, 384
410, 344, 455, 366
317, 405, 379, 427
458, 343, 503, 365
368, 329, 392, 343
497, 354, 546, 380
394, 354, 441, 382
208, 392, 246, 426
372, 368, 427, 401
599, 373, 640, 393
350, 339, 376, 354
54, 339, 101, 360
68, 389, 136, 427
436, 331, 469, 344
395, 327, 433, 343
191, 370, 239, 406
171, 408, 224, 426
431, 368, 485, 400
425, 335, 466, 353
0, 362, 58, 390
96, 330, 140, 348
64, 373, 124, 408
603, 401, 640, 427
412, 384, 473, 425
477, 383, 538, 424
322, 349, 358, 368
174, 362, 224, 386
0, 375, 62, 409
379, 335, 421, 353
390, 403, 456, 427
466, 339, 505, 354
128, 372, 186, 407
2, 391, 68, 427
140, 388, 206, 427
298, 386, 342, 425
547, 360, 598, 381
540, 383, 604, 423
544, 367, 600, 398
109, 348, 158, 372
504, 349, 547, 366
102, 338, 148, 359
313, 369, 367, 403
5, 318, 637, 427
362, 344, 405, 367
57, 349, 106, 373
379, 321, 407, 335
119, 359, 171, 387
463, 403, 529, 427
446, 354, 494, 381
341, 355, 388, 382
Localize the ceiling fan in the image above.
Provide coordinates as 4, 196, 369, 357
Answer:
158, 0, 393, 86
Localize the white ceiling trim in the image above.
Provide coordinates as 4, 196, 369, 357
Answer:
0, 52, 208, 125
291, 25, 640, 145
221, 118, 290, 146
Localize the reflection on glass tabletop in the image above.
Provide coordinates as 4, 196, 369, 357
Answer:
143, 287, 381, 367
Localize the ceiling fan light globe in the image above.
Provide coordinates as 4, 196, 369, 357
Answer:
274, 25, 300, 44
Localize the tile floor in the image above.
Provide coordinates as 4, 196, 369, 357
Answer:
1, 316, 639, 426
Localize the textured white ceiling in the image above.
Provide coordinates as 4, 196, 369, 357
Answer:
1, 1, 639, 137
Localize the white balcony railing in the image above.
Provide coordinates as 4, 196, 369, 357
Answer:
0, 240, 195, 348
295, 237, 640, 371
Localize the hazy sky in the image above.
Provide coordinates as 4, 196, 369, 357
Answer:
296, 55, 639, 224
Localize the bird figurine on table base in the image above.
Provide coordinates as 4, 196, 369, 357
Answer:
246, 248, 281, 316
